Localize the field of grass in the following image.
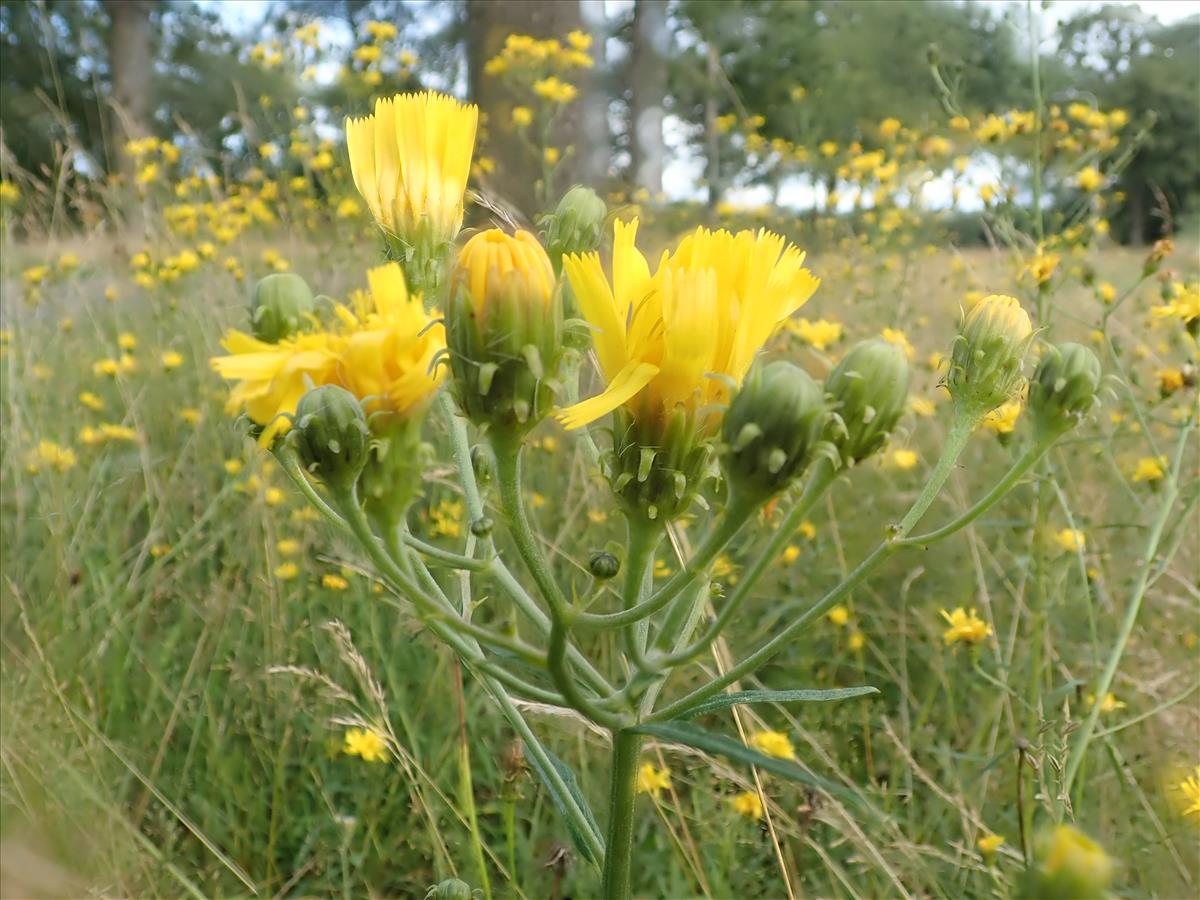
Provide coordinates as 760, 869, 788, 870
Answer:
2, 212, 1197, 899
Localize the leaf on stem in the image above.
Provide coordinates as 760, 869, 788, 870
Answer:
672, 686, 879, 719
524, 745, 604, 865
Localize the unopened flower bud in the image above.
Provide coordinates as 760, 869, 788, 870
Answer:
290, 385, 370, 487
948, 294, 1034, 420
1143, 237, 1174, 275
1022, 824, 1114, 900
425, 878, 475, 900
251, 273, 315, 343
824, 340, 910, 465
588, 551, 620, 581
447, 229, 563, 436
722, 362, 831, 497
543, 186, 607, 272
470, 516, 494, 537
470, 443, 494, 487
1028, 342, 1102, 439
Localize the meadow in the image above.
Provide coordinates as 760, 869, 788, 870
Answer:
2, 6, 1200, 900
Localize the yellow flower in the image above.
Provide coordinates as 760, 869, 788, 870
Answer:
749, 730, 795, 760
827, 605, 850, 627
791, 317, 842, 349
781, 545, 801, 563
26, 440, 77, 473
161, 350, 184, 370
265, 487, 286, 506
79, 391, 105, 411
977, 832, 1005, 856
274, 561, 300, 580
322, 573, 349, 591
543, 146, 560, 165
558, 220, 819, 433
179, 408, 202, 425
511, 106, 533, 127
364, 20, 397, 41
1131, 455, 1165, 482
798, 520, 816, 540
1097, 281, 1116, 303
889, 449, 918, 470
879, 116, 902, 138
430, 499, 465, 538
1076, 166, 1104, 192
982, 399, 1022, 434
343, 727, 389, 762
212, 264, 444, 445
345, 91, 478, 248
1053, 528, 1086, 553
636, 763, 672, 798
880, 327, 914, 359
332, 263, 447, 418
731, 791, 764, 820
533, 76, 578, 104
909, 396, 936, 417
941, 607, 991, 646
1027, 249, 1060, 285
224, 459, 243, 476
1086, 692, 1126, 714
276, 538, 301, 557
848, 631, 865, 651
352, 44, 381, 63
1157, 368, 1184, 395
1178, 766, 1200, 817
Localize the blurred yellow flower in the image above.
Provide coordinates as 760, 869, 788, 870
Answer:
749, 730, 795, 760
827, 605, 850, 627
26, 440, 78, 474
636, 763, 672, 798
1131, 456, 1165, 482
982, 399, 1022, 434
941, 607, 991, 646
343, 727, 389, 762
889, 449, 918, 470
732, 791, 764, 820
322, 573, 349, 591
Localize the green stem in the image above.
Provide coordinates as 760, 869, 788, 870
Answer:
621, 520, 662, 673
574, 493, 760, 629
652, 416, 978, 721
1061, 421, 1193, 801
898, 440, 1049, 546
600, 730, 643, 900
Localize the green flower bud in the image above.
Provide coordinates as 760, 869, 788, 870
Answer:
425, 878, 476, 900
588, 550, 620, 580
1028, 342, 1102, 440
607, 405, 714, 524
251, 273, 315, 343
947, 294, 1035, 420
447, 229, 563, 437
470, 516, 494, 537
470, 443, 495, 488
722, 361, 831, 497
291, 385, 370, 487
824, 340, 910, 465
543, 186, 607, 271
1021, 824, 1114, 900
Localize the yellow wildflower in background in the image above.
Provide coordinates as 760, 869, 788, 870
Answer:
749, 730, 795, 760
1131, 456, 1166, 483
1076, 166, 1104, 192
732, 791, 764, 820
982, 399, 1022, 434
322, 573, 349, 591
941, 607, 991, 646
558, 220, 819, 433
636, 763, 672, 798
889, 449, 918, 470
1086, 692, 1126, 714
343, 727, 389, 762
1053, 528, 1086, 553
1178, 766, 1200, 818
827, 605, 849, 627
977, 832, 1005, 856
345, 91, 478, 248
791, 317, 842, 349
26, 441, 78, 474
274, 562, 300, 580
880, 327, 914, 359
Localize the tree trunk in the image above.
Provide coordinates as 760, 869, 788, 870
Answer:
466, 0, 601, 223
629, 0, 667, 197
705, 42, 720, 210
105, 0, 155, 178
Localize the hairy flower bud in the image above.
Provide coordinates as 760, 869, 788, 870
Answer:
290, 385, 370, 487
543, 186, 607, 271
824, 340, 910, 465
948, 294, 1035, 420
251, 273, 315, 343
1028, 342, 1102, 440
425, 878, 475, 900
722, 361, 831, 497
447, 229, 563, 436
1022, 825, 1114, 900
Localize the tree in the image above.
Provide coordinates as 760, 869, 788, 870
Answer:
628, 0, 668, 195
103, 0, 154, 178
1057, 7, 1200, 242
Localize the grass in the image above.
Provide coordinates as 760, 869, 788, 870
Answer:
1, 230, 1197, 898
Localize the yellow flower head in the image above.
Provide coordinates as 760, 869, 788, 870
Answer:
212, 264, 445, 445
732, 791, 764, 820
343, 726, 389, 762
982, 398, 1022, 434
636, 762, 672, 798
749, 730, 796, 760
345, 91, 478, 248
1131, 455, 1166, 482
558, 219, 819, 434
451, 229, 556, 322
791, 317, 842, 349
1177, 766, 1200, 818
941, 607, 992, 646
332, 262, 446, 419
1053, 528, 1086, 553
977, 832, 1005, 856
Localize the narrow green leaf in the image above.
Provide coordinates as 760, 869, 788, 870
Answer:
628, 721, 847, 797
677, 686, 879, 719
524, 745, 603, 865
